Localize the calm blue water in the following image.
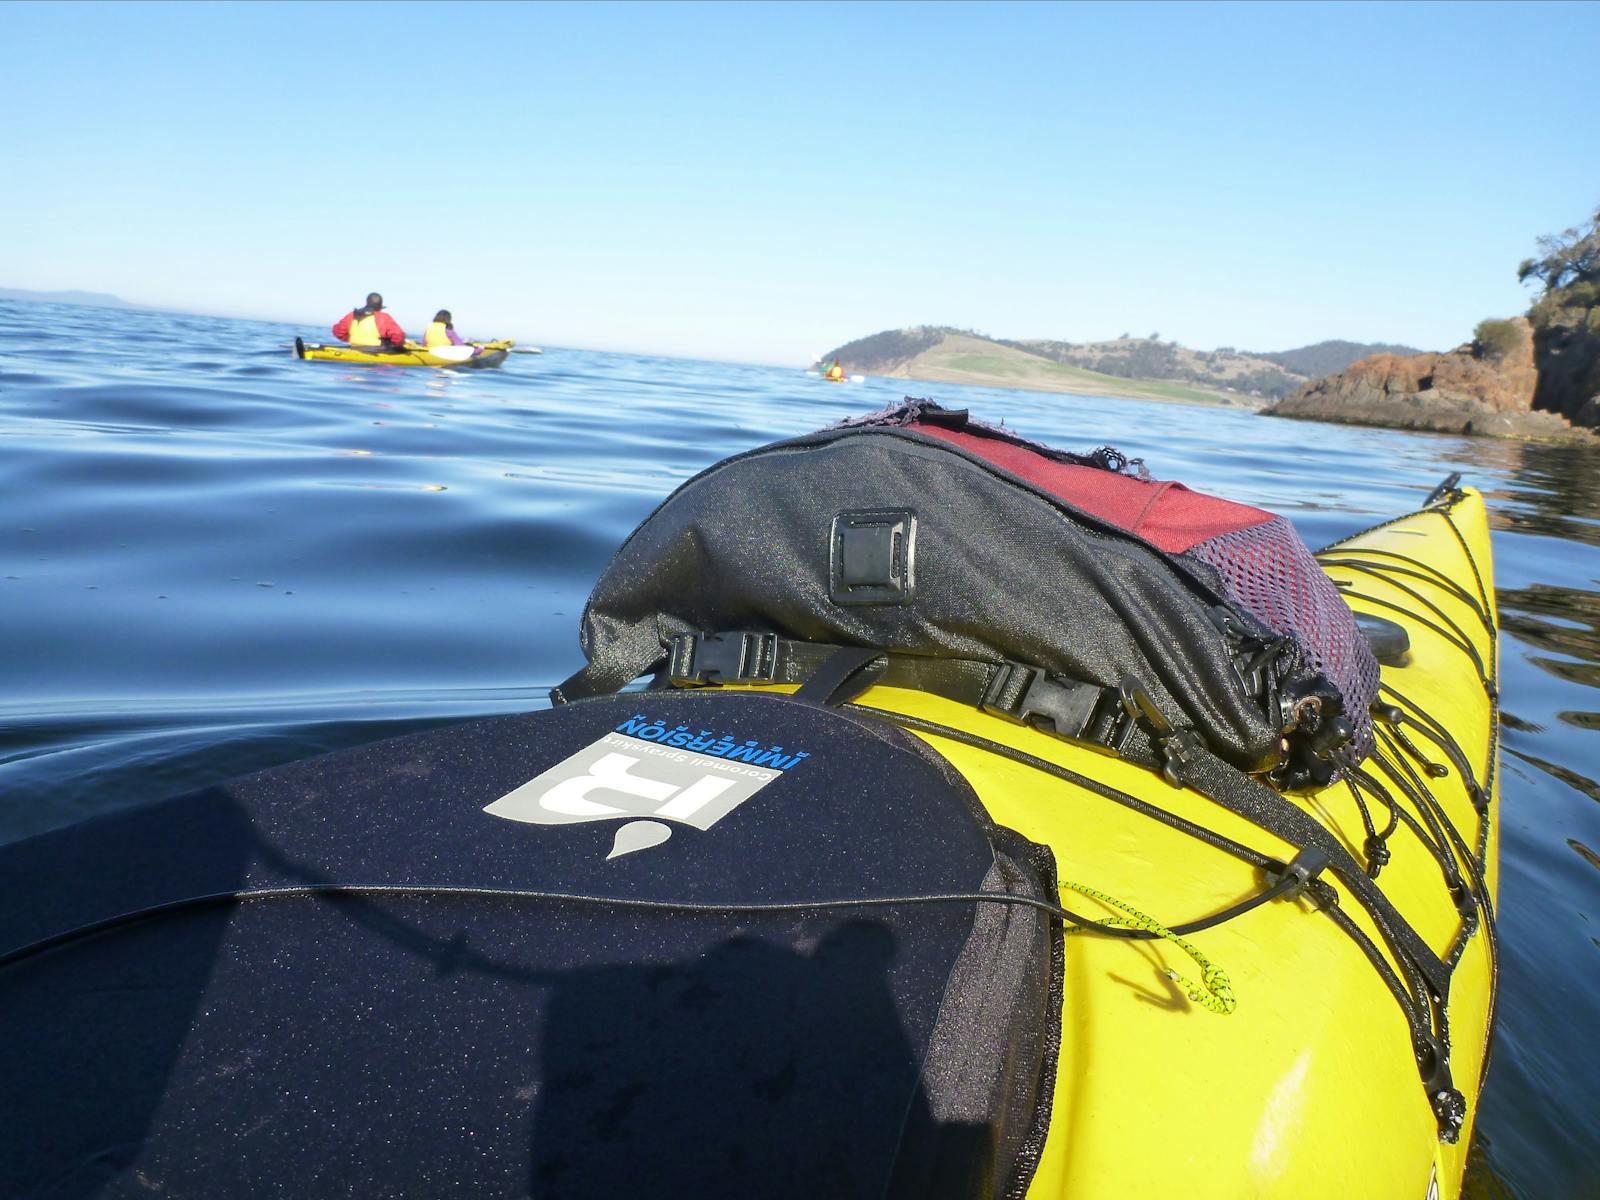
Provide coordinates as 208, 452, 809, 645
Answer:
3, 298, 1597, 1197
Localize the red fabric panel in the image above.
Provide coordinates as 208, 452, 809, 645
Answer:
910, 422, 1273, 552
375, 312, 407, 346
331, 311, 407, 346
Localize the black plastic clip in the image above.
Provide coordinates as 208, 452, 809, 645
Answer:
1238, 635, 1292, 700
1118, 676, 1173, 735
668, 632, 779, 687
979, 664, 1136, 754
1271, 847, 1332, 907
1118, 677, 1205, 786
1468, 781, 1489, 813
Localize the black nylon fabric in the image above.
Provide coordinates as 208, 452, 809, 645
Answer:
574, 427, 1288, 772
0, 692, 1059, 1200
889, 828, 1063, 1200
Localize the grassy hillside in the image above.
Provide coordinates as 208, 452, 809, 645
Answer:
1006, 336, 1300, 399
859, 332, 1257, 406
820, 327, 1426, 405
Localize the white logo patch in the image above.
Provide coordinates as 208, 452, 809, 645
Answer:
485, 731, 790, 858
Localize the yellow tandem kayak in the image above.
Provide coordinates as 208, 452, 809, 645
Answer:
294, 335, 513, 368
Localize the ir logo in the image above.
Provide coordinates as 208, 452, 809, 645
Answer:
484, 731, 788, 859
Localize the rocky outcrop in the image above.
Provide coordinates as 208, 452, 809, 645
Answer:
1532, 316, 1600, 429
1264, 318, 1591, 441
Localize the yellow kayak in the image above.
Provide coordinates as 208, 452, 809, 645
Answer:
835, 486, 1499, 1199
294, 335, 513, 368
0, 489, 1497, 1198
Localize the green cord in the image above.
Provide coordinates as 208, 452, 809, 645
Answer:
1060, 880, 1237, 1015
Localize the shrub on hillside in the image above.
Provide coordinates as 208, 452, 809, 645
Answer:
1473, 318, 1524, 361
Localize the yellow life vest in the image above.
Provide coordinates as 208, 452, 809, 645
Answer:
826, 364, 844, 380
424, 321, 452, 349
347, 313, 383, 347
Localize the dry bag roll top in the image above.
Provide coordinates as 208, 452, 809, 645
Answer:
558, 400, 1378, 788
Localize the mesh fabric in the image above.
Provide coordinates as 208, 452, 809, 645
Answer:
1187, 515, 1378, 757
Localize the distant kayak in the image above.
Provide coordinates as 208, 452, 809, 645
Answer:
295, 337, 513, 369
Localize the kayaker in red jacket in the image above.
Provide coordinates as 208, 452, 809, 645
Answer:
332, 293, 406, 348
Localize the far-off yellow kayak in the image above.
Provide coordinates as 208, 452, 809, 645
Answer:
294, 336, 512, 368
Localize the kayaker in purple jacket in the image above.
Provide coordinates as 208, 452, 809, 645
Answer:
423, 311, 468, 349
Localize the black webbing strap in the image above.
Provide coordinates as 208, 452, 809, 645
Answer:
1152, 734, 1465, 1138
550, 643, 668, 705
792, 646, 889, 706
665, 631, 1144, 756
586, 635, 1446, 977
668, 638, 1451, 978
1161, 742, 1451, 997
1109, 676, 1450, 1010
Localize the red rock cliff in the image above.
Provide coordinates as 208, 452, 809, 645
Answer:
1265, 318, 1586, 440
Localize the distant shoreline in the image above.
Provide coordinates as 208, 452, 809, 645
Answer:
816, 328, 1431, 411
869, 359, 1258, 408
0, 286, 135, 310
848, 332, 1259, 408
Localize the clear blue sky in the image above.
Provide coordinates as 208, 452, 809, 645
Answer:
4, 0, 1597, 364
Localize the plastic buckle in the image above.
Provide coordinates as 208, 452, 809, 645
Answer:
979, 663, 1045, 722
1236, 636, 1290, 703
980, 665, 1133, 753
668, 632, 778, 687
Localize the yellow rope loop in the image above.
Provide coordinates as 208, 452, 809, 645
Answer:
1060, 879, 1238, 1015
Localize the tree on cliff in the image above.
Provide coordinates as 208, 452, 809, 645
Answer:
1519, 204, 1600, 426
1519, 205, 1600, 330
